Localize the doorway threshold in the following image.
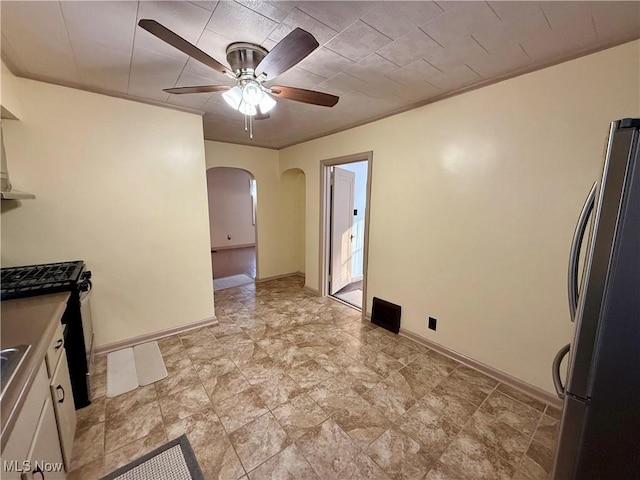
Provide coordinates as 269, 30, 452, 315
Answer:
328, 294, 361, 311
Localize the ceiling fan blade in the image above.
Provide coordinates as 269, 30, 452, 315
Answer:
269, 86, 339, 107
254, 105, 270, 120
255, 28, 319, 79
164, 85, 231, 94
138, 19, 228, 75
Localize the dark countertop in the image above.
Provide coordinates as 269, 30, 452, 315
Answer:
1, 292, 69, 451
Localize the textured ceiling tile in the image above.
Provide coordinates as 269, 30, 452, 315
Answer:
520, 23, 598, 63
297, 1, 378, 31
189, 1, 219, 12
61, 1, 137, 54
421, 35, 488, 71
206, 1, 277, 45
193, 28, 234, 73
394, 81, 441, 102
297, 47, 354, 78
356, 76, 405, 99
325, 20, 393, 62
362, 1, 444, 38
235, 0, 299, 22
346, 53, 399, 81
72, 39, 131, 94
317, 72, 367, 95
465, 44, 531, 78
1, 1, 79, 82
268, 7, 339, 45
591, 2, 640, 42
386, 59, 442, 86
377, 28, 442, 67
136, 1, 212, 60
424, 64, 480, 90
421, 1, 502, 45
266, 66, 327, 90
474, 2, 551, 53
262, 38, 278, 50
538, 2, 593, 32
128, 47, 185, 101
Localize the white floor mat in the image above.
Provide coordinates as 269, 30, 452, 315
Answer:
106, 348, 138, 398
213, 274, 254, 291
106, 341, 167, 397
133, 342, 168, 387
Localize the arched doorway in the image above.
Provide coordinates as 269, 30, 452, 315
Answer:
207, 167, 258, 291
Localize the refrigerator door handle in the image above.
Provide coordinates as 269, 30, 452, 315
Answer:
553, 343, 571, 398
568, 182, 597, 321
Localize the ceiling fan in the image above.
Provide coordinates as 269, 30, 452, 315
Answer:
138, 20, 339, 139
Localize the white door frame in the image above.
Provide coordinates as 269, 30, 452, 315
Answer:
319, 151, 373, 318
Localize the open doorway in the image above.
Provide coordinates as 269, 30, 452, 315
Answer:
320, 153, 372, 311
206, 167, 258, 291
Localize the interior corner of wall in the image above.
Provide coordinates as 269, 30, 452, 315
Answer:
1, 62, 24, 120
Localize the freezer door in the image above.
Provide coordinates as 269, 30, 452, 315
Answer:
552, 395, 588, 480
565, 123, 637, 399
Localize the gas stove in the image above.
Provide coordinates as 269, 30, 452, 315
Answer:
0, 260, 94, 409
1, 261, 88, 300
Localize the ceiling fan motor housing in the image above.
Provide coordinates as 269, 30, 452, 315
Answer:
226, 42, 269, 76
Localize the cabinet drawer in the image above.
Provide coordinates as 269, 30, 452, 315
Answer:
50, 349, 76, 470
45, 323, 64, 377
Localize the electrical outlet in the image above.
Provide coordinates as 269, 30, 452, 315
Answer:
428, 317, 437, 331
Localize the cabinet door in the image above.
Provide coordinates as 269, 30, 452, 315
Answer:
50, 349, 76, 470
25, 396, 66, 479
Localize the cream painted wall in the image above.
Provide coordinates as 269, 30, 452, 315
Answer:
1, 78, 214, 347
1, 62, 23, 119
280, 169, 306, 274
205, 140, 296, 279
206, 167, 256, 249
280, 41, 640, 393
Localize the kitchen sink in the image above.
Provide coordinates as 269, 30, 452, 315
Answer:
0, 344, 31, 400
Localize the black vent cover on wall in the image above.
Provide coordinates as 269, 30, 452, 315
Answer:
371, 297, 401, 334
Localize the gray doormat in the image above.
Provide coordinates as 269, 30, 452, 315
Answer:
100, 435, 203, 480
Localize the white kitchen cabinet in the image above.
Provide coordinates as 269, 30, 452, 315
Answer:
23, 396, 65, 480
49, 349, 76, 470
1, 362, 66, 480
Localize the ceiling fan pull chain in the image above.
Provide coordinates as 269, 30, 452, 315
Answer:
244, 112, 248, 132
250, 114, 254, 140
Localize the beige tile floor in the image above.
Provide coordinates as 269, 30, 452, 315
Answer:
68, 276, 560, 480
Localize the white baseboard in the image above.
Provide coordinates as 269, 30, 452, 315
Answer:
255, 272, 300, 283
363, 313, 561, 408
94, 316, 218, 356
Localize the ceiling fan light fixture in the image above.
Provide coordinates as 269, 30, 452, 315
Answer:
222, 85, 243, 110
242, 81, 264, 106
258, 93, 276, 114
238, 101, 257, 116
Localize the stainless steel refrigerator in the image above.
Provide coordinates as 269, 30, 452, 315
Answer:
552, 118, 640, 479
